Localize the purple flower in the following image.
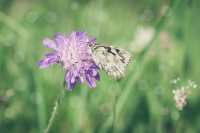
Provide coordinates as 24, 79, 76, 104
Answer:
39, 32, 100, 90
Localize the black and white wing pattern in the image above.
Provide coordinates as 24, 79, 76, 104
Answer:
91, 44, 131, 79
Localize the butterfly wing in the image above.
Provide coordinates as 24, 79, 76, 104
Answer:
91, 44, 131, 79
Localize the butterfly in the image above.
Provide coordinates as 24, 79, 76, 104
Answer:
90, 44, 131, 79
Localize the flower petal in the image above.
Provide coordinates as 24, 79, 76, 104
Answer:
54, 33, 68, 47
75, 31, 96, 46
65, 71, 77, 90
85, 74, 96, 88
43, 38, 57, 49
67, 80, 76, 91
38, 52, 59, 68
88, 65, 100, 77
78, 76, 84, 83
94, 73, 100, 81
91, 69, 98, 76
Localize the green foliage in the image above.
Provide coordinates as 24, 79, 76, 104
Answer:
0, 0, 200, 133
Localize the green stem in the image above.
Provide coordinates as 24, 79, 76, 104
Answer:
111, 93, 118, 133
44, 88, 66, 133
100, 0, 182, 131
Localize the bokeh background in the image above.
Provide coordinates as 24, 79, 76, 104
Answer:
0, 0, 200, 133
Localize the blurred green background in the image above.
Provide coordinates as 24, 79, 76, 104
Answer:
0, 0, 200, 133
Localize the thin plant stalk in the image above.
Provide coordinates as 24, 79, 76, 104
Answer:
44, 88, 66, 133
100, 0, 182, 131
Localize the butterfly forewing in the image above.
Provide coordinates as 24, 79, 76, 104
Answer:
91, 44, 131, 79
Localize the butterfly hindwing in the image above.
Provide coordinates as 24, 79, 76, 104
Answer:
91, 44, 131, 79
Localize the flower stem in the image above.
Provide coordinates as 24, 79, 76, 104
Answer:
44, 88, 66, 133
111, 94, 118, 133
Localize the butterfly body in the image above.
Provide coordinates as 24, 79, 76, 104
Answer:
91, 44, 131, 79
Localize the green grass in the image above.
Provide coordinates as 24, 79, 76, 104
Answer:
0, 0, 200, 133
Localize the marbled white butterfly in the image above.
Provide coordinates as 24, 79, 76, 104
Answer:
90, 44, 131, 79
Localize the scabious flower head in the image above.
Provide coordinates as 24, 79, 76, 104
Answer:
39, 32, 100, 90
